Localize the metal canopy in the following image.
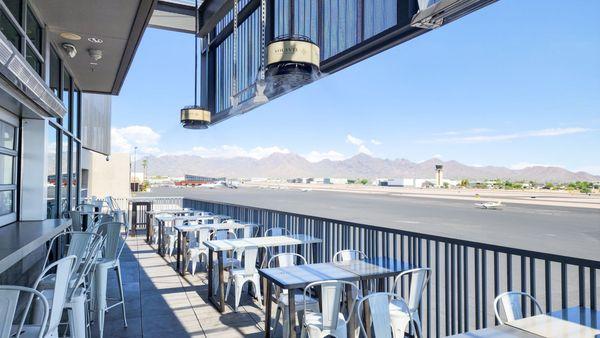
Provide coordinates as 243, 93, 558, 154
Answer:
152, 0, 498, 126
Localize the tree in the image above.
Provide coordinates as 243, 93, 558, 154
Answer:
459, 179, 469, 188
544, 182, 554, 190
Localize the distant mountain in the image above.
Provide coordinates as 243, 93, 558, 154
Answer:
135, 153, 600, 182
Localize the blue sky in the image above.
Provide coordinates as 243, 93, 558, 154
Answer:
112, 0, 600, 174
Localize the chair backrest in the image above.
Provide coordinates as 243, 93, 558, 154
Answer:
68, 211, 83, 231
243, 224, 258, 238
268, 253, 307, 268
75, 204, 95, 213
303, 280, 359, 331
0, 286, 49, 338
241, 246, 259, 274
357, 292, 410, 338
333, 249, 368, 262
30, 255, 77, 336
264, 227, 291, 237
213, 229, 237, 240
99, 222, 127, 261
393, 267, 431, 312
42, 231, 93, 271
69, 234, 103, 300
494, 291, 542, 324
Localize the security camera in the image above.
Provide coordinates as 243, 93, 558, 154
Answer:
89, 49, 102, 62
62, 43, 77, 58
106, 156, 110, 162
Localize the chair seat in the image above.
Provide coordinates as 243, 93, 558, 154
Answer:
389, 300, 412, 332
304, 311, 346, 332
213, 257, 241, 268
10, 325, 44, 338
38, 273, 80, 290
229, 268, 258, 277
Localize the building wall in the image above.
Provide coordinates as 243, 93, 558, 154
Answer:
84, 151, 130, 199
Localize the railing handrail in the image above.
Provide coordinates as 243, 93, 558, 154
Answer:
184, 197, 600, 269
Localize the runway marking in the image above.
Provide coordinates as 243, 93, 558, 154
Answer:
395, 220, 422, 224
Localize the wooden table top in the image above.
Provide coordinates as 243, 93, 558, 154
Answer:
203, 234, 322, 252
507, 307, 600, 338
446, 325, 541, 337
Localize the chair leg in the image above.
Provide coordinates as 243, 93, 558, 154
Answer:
225, 277, 232, 302
234, 279, 244, 312
283, 307, 290, 338
95, 267, 108, 338
273, 304, 282, 333
70, 297, 87, 338
116, 265, 128, 327
412, 316, 423, 338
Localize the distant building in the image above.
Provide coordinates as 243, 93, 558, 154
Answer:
313, 177, 331, 184
175, 174, 226, 186
435, 165, 444, 188
330, 178, 349, 185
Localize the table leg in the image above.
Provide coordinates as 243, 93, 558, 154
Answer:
177, 230, 183, 275
158, 220, 164, 256
288, 288, 297, 338
146, 214, 151, 243
208, 248, 214, 297
264, 279, 272, 338
361, 280, 371, 338
348, 283, 359, 338
311, 243, 318, 263
218, 253, 225, 313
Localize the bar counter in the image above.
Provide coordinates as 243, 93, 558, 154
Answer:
0, 219, 71, 274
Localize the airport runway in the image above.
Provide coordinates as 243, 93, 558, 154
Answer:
142, 187, 600, 261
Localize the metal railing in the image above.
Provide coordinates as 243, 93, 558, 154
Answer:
183, 198, 599, 337
112, 196, 184, 229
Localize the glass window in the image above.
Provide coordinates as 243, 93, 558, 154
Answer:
0, 10, 21, 50
26, 7, 41, 51
25, 45, 42, 75
62, 70, 71, 130
0, 154, 13, 184
60, 133, 70, 215
46, 125, 58, 218
0, 190, 13, 216
49, 49, 60, 97
72, 141, 78, 207
0, 122, 15, 150
73, 87, 80, 137
3, 0, 22, 24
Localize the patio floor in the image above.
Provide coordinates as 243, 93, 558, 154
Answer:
94, 234, 266, 338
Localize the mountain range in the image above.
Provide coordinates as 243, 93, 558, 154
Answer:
136, 153, 599, 182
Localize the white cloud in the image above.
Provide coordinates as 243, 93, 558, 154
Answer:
346, 134, 372, 155
304, 150, 347, 163
111, 125, 161, 154
189, 145, 290, 159
346, 134, 364, 146
432, 154, 443, 159
371, 139, 382, 145
422, 127, 591, 144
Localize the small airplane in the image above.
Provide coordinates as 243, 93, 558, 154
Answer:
475, 201, 503, 210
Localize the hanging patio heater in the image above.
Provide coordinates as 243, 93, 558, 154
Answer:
264, 35, 320, 97
181, 0, 211, 129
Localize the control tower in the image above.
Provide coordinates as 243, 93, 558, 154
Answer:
435, 165, 444, 188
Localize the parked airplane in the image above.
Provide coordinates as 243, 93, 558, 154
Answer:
475, 201, 503, 209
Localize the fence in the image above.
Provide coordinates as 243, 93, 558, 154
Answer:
183, 198, 599, 338
113, 196, 184, 231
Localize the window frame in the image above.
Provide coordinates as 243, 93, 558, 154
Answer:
0, 118, 19, 225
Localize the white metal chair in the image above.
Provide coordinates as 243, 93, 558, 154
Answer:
94, 222, 128, 338
34, 236, 104, 338
0, 286, 49, 338
242, 224, 259, 238
269, 253, 319, 338
494, 291, 542, 324
29, 255, 77, 338
265, 227, 292, 256
68, 211, 84, 232
357, 292, 411, 338
187, 227, 212, 275
332, 249, 368, 262
224, 246, 262, 312
301, 280, 359, 338
165, 218, 183, 257
211, 230, 241, 295
390, 267, 431, 338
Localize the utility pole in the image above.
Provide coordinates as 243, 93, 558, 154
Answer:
133, 146, 138, 184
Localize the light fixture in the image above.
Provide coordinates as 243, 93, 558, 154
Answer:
87, 37, 103, 44
62, 43, 77, 58
264, 34, 320, 98
88, 49, 102, 61
60, 32, 81, 41
180, 0, 211, 129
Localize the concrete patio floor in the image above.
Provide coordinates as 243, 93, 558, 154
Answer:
94, 235, 266, 338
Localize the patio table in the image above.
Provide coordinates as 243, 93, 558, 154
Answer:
155, 213, 230, 256
204, 234, 322, 314
506, 306, 599, 337
145, 208, 196, 243
174, 221, 254, 275
258, 258, 413, 338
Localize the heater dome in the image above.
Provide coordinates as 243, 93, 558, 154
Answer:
181, 106, 211, 129
265, 35, 320, 97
